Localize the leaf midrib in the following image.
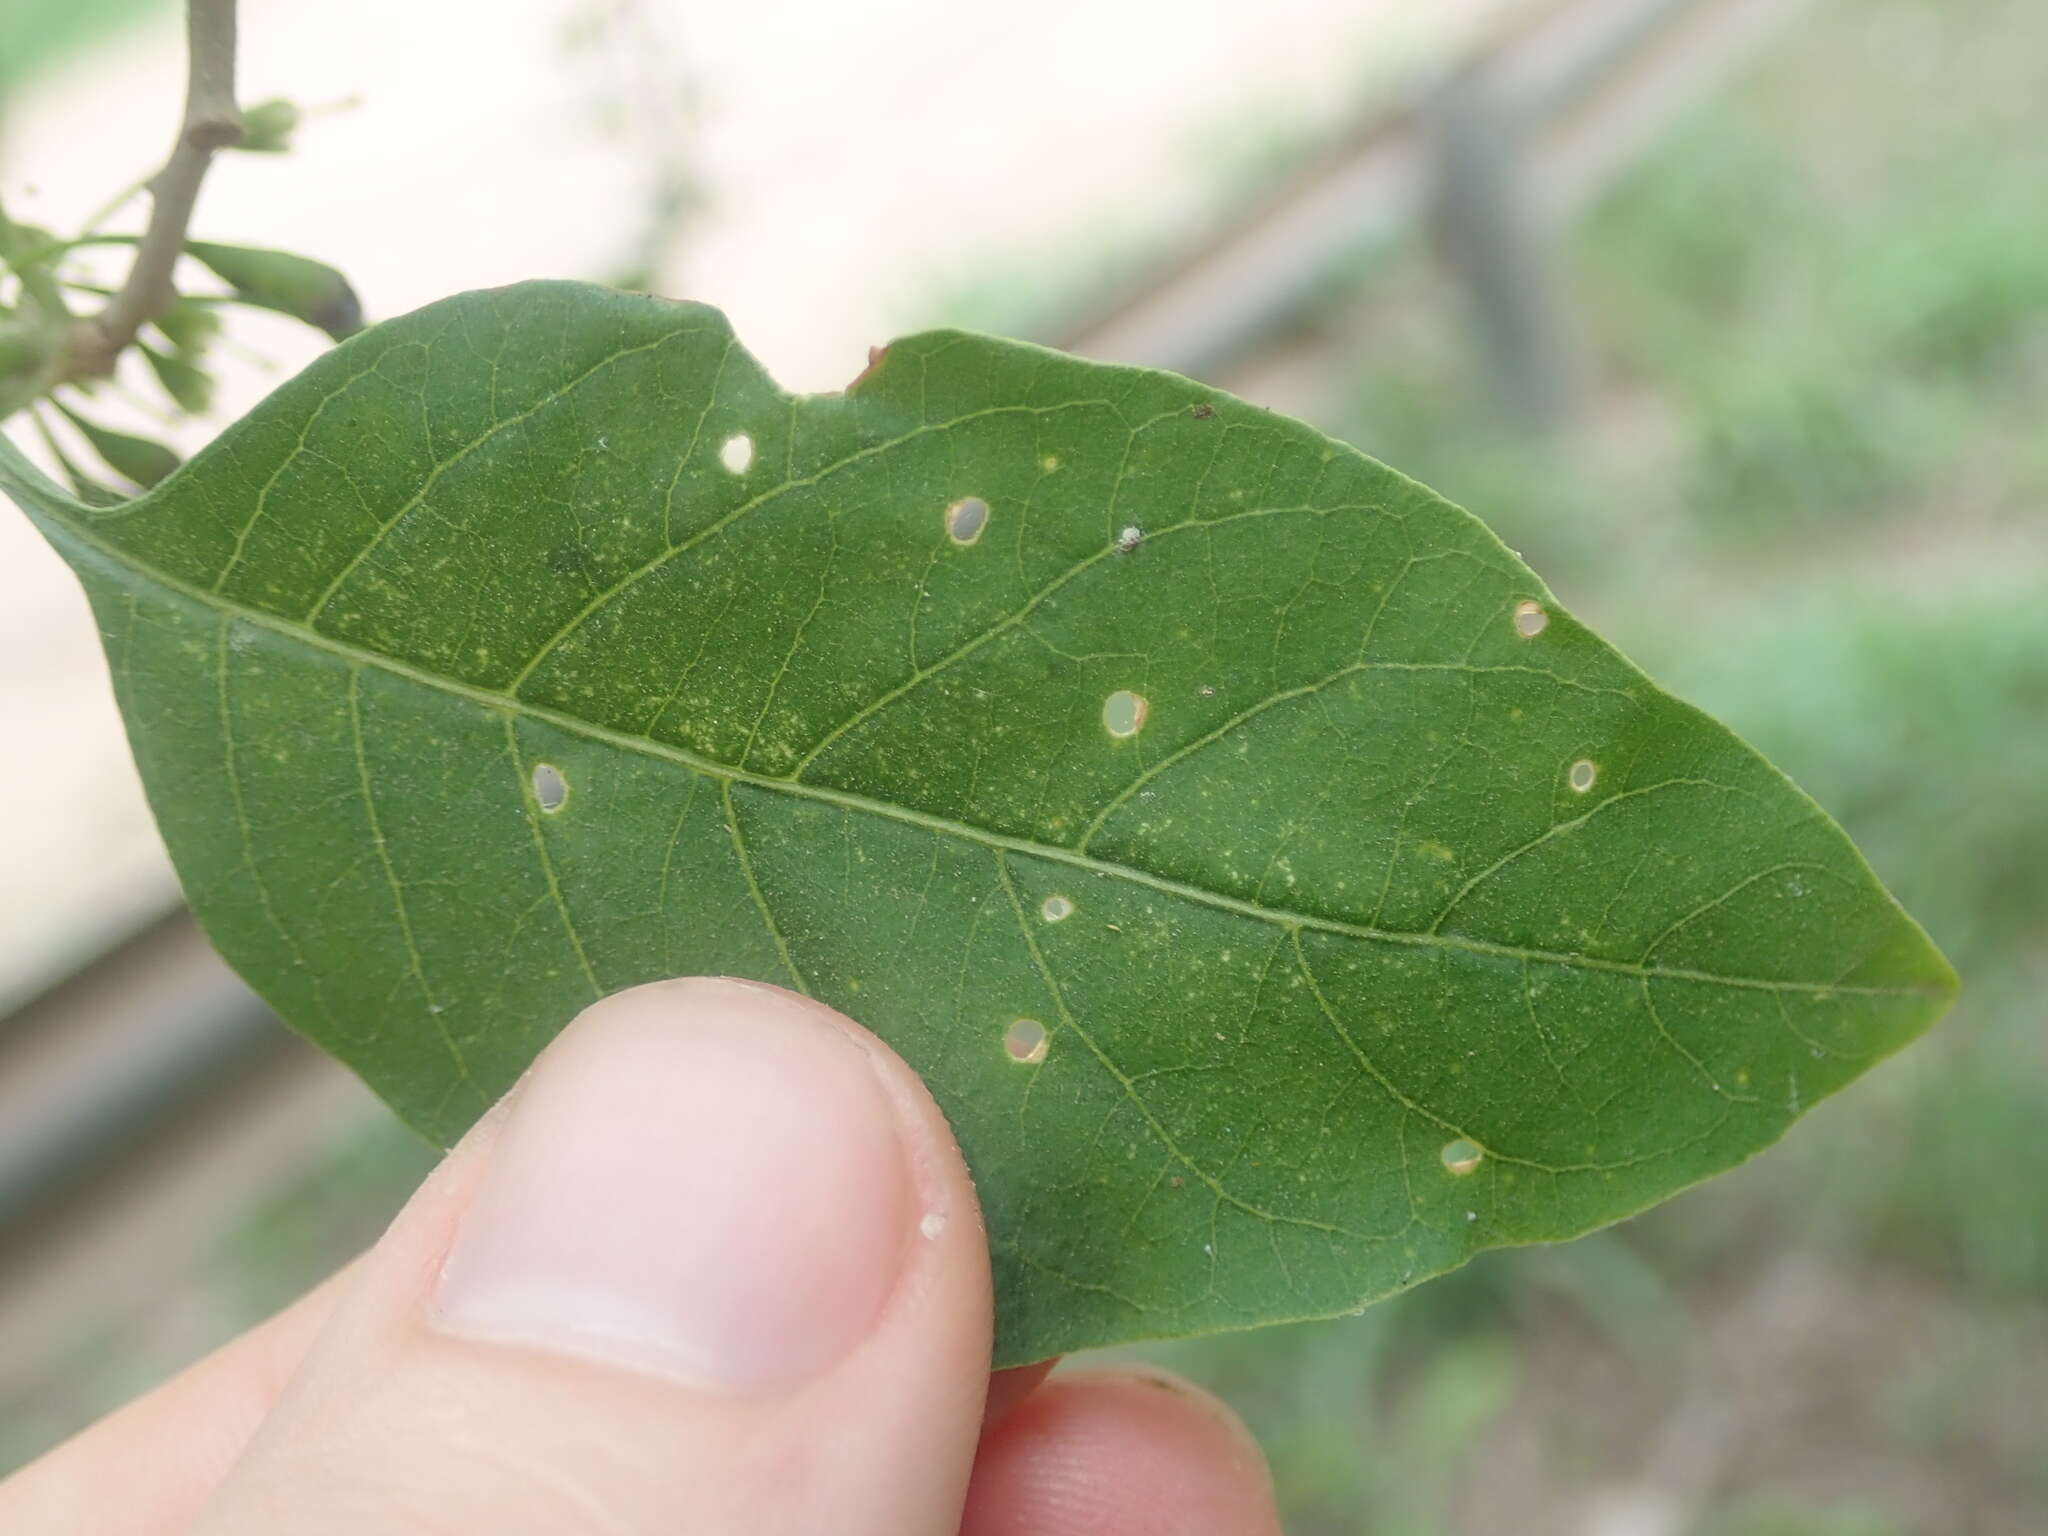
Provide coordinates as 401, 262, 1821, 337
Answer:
57, 511, 1935, 1003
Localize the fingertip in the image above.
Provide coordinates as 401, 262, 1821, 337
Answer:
431, 975, 917, 1391
961, 1366, 1281, 1536
199, 977, 998, 1534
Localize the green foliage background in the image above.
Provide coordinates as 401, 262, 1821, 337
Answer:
0, 0, 163, 98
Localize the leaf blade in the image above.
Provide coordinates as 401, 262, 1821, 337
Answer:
2, 281, 1955, 1363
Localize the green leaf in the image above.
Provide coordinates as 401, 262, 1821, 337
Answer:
154, 295, 224, 357
140, 341, 216, 415
0, 282, 1954, 1365
0, 213, 72, 322
29, 406, 125, 507
51, 399, 180, 488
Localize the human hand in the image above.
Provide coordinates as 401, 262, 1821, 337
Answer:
2, 978, 1282, 1533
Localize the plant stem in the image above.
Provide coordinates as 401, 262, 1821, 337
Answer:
66, 0, 241, 379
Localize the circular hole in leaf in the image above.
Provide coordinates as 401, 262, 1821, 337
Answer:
1512, 599, 1548, 638
531, 762, 568, 813
719, 432, 754, 474
946, 496, 989, 545
1102, 689, 1148, 738
1440, 1138, 1483, 1176
1004, 1018, 1049, 1064
1040, 895, 1074, 923
1568, 758, 1597, 794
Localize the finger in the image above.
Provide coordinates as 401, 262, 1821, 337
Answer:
0, 1265, 349, 1534
195, 977, 994, 1535
959, 1367, 1283, 1536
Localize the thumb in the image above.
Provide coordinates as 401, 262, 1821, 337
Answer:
195, 978, 994, 1534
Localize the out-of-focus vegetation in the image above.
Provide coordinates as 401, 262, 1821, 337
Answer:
1348, 0, 2048, 566
4, 0, 2041, 1528
0, 0, 168, 98
0, 1119, 436, 1471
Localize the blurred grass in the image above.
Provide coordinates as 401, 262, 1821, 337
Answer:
210, 1112, 439, 1320
1347, 0, 2048, 561
0, 1117, 434, 1472
1701, 1502, 1907, 1536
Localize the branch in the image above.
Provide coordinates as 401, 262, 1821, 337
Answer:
66, 0, 241, 380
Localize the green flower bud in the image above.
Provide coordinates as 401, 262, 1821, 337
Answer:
237, 98, 301, 154
185, 241, 363, 339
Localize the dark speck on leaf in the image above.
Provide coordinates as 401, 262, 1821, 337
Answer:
1191, 403, 1215, 419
